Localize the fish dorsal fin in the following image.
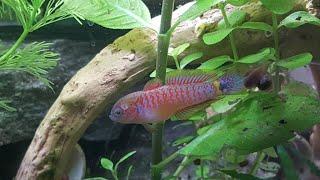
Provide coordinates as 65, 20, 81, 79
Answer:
166, 70, 216, 86
143, 78, 162, 91
174, 100, 216, 120
143, 70, 216, 91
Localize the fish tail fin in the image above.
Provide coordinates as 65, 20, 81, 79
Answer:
218, 74, 245, 94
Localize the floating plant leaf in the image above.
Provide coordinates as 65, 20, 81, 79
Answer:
277, 53, 312, 70
238, 48, 275, 64
180, 87, 320, 157
180, 52, 203, 69
260, 0, 296, 15
239, 22, 273, 32
203, 28, 234, 45
218, 10, 247, 29
279, 11, 320, 28
63, 0, 153, 29
198, 55, 232, 70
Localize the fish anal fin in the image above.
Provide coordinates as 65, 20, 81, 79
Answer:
166, 70, 216, 85
143, 78, 162, 91
175, 100, 216, 120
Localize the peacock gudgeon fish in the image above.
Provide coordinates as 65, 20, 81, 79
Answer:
109, 70, 248, 124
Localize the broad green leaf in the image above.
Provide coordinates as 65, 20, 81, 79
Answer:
175, 0, 223, 25
238, 48, 275, 64
279, 11, 320, 28
277, 53, 312, 70
277, 145, 299, 180
197, 55, 232, 70
180, 52, 203, 69
218, 10, 247, 29
169, 43, 190, 59
150, 68, 174, 77
221, 170, 260, 180
239, 22, 273, 32
260, 0, 296, 15
62, 0, 153, 29
203, 28, 234, 45
211, 94, 248, 114
115, 151, 136, 172
180, 89, 320, 156
100, 158, 113, 171
172, 135, 195, 147
227, 0, 249, 6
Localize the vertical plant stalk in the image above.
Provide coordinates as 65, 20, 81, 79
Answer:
249, 152, 265, 175
152, 0, 175, 180
200, 159, 204, 179
272, 13, 281, 92
219, 3, 239, 61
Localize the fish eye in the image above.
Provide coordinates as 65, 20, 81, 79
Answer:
113, 108, 123, 116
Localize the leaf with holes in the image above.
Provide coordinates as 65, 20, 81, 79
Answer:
179, 88, 320, 157
62, 0, 153, 29
203, 28, 234, 45
198, 55, 232, 70
277, 53, 312, 70
180, 52, 203, 69
279, 11, 320, 28
260, 0, 296, 15
238, 48, 275, 64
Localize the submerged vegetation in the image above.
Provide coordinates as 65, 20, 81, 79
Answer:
2, 0, 320, 179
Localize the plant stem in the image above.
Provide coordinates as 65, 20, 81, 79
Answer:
249, 151, 265, 175
173, 156, 191, 177
219, 3, 239, 61
112, 170, 119, 180
272, 13, 281, 92
0, 29, 29, 62
200, 159, 204, 179
151, 0, 175, 180
153, 150, 180, 171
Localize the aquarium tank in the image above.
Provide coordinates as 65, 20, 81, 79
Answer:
1, 0, 320, 179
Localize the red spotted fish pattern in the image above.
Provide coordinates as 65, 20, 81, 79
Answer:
109, 70, 245, 124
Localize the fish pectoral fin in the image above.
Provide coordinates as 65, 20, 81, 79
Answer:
143, 78, 163, 91
174, 100, 216, 120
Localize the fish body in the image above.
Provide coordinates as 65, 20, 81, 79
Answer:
109, 70, 245, 124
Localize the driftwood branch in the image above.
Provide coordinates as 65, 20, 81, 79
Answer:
16, 0, 318, 179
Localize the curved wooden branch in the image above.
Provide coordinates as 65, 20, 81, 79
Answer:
16, 1, 313, 179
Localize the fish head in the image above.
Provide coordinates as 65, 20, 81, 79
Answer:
109, 92, 142, 124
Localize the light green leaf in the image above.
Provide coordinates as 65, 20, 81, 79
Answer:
172, 135, 195, 147
62, 0, 153, 30
279, 11, 320, 28
174, 0, 223, 26
263, 147, 278, 158
239, 22, 273, 32
277, 145, 299, 180
169, 43, 190, 59
0, 100, 16, 112
197, 55, 232, 70
203, 28, 234, 45
149, 68, 175, 77
277, 53, 312, 70
211, 94, 248, 114
227, 0, 249, 6
180, 52, 203, 69
238, 48, 275, 64
260, 0, 296, 15
218, 10, 247, 29
100, 158, 114, 171
115, 151, 136, 172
